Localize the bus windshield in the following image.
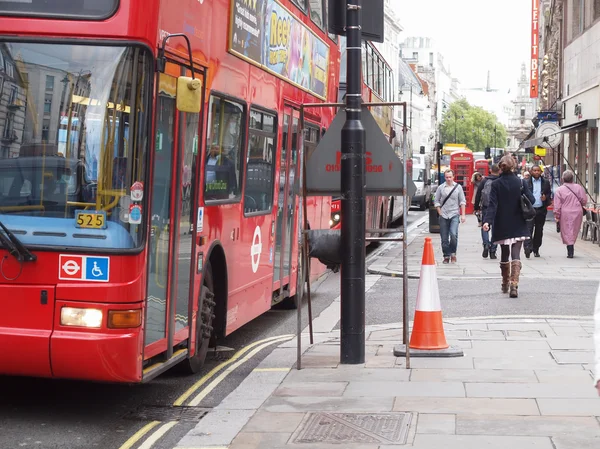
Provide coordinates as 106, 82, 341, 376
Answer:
0, 43, 151, 250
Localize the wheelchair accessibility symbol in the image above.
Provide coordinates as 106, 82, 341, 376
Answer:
85, 257, 109, 282
91, 262, 103, 277
59, 255, 110, 282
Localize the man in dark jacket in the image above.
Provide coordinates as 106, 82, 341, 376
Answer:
474, 164, 500, 259
523, 165, 552, 258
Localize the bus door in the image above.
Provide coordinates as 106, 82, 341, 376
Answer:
145, 64, 204, 361
273, 106, 300, 300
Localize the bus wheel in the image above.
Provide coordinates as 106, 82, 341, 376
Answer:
185, 262, 216, 374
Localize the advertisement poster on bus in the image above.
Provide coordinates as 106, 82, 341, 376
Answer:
229, 0, 329, 99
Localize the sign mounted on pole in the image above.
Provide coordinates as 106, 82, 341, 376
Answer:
305, 106, 416, 197
530, 0, 539, 98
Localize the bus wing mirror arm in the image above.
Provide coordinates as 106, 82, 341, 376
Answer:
157, 33, 196, 80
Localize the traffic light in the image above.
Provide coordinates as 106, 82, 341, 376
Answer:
484, 147, 491, 159
419, 146, 425, 154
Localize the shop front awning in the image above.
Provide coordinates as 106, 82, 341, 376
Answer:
521, 119, 597, 149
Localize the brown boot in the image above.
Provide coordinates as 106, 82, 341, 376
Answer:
509, 260, 522, 298
500, 262, 510, 293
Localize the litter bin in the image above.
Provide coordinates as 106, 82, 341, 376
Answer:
428, 205, 440, 233
428, 191, 439, 233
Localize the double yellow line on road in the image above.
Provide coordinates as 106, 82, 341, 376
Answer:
119, 334, 293, 449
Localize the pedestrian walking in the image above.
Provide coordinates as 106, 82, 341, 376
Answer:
553, 170, 587, 258
474, 164, 500, 259
523, 165, 552, 258
471, 172, 483, 227
595, 283, 600, 396
483, 155, 535, 298
434, 169, 466, 264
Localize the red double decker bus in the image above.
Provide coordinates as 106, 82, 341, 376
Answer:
0, 0, 339, 382
330, 39, 403, 234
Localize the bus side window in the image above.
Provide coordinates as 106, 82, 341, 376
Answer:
204, 95, 245, 202
244, 109, 277, 215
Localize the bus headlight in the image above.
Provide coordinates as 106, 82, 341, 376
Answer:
330, 213, 341, 228
60, 307, 103, 328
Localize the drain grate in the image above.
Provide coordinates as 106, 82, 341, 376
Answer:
291, 412, 412, 445
123, 406, 210, 422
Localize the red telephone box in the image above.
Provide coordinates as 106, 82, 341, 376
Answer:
450, 151, 475, 214
474, 159, 490, 176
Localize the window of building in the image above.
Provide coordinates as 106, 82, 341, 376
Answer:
569, 0, 584, 40
429, 52, 434, 66
204, 95, 245, 202
45, 75, 54, 91
244, 109, 277, 215
595, 0, 600, 19
5, 62, 13, 78
8, 85, 17, 105
309, 0, 324, 29
520, 107, 526, 117
41, 119, 50, 142
412, 52, 419, 60
44, 93, 52, 114
3, 113, 14, 139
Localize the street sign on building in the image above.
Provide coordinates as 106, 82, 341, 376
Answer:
305, 106, 416, 197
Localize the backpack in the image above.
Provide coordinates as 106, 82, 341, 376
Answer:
480, 178, 494, 208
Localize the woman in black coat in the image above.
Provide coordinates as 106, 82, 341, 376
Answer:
483, 155, 535, 298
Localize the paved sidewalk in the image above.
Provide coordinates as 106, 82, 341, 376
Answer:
174, 317, 599, 449
368, 213, 600, 280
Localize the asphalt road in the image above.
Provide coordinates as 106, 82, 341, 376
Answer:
0, 210, 426, 449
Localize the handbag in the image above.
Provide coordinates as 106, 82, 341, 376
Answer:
563, 184, 586, 216
520, 181, 536, 221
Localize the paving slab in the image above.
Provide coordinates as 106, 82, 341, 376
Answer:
410, 434, 554, 448
177, 409, 256, 448
410, 368, 537, 383
273, 381, 348, 397
285, 367, 411, 383
465, 382, 598, 399
262, 396, 395, 413
456, 414, 600, 437
216, 379, 281, 410
415, 414, 456, 434
551, 350, 595, 364
343, 381, 465, 398
473, 355, 565, 370
470, 340, 551, 350
546, 336, 595, 350
552, 435, 600, 449
537, 398, 600, 416
535, 369, 594, 383
393, 397, 540, 415
399, 356, 475, 369
229, 431, 291, 449
242, 411, 305, 433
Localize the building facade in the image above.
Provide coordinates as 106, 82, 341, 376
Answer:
507, 63, 536, 151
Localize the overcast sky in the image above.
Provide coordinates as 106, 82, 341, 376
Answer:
394, 0, 532, 92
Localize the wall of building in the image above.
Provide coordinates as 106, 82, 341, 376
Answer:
561, 5, 600, 202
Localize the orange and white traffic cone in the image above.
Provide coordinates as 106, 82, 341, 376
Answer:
394, 237, 463, 357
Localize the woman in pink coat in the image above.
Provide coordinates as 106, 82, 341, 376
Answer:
553, 170, 587, 258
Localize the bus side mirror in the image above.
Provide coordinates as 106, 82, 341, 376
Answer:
177, 76, 202, 113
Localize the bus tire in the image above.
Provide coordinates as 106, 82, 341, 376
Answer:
185, 262, 216, 374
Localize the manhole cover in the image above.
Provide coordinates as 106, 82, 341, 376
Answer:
291, 412, 412, 444
123, 406, 210, 422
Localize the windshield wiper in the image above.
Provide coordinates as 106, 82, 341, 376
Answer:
0, 220, 36, 262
